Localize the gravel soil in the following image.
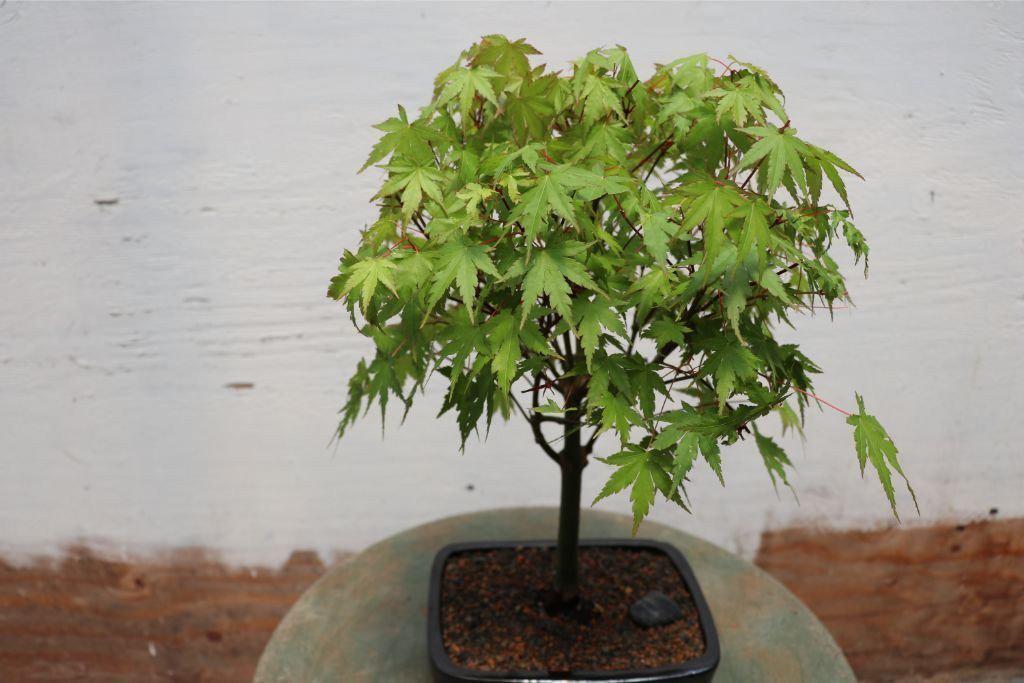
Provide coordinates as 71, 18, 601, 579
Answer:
439, 545, 706, 673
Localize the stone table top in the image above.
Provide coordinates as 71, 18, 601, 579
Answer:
255, 508, 854, 682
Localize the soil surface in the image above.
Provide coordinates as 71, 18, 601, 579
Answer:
439, 546, 706, 673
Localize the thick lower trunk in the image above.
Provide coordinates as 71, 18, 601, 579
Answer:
554, 392, 584, 604
555, 457, 583, 603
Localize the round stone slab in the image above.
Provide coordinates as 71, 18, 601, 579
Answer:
255, 508, 854, 682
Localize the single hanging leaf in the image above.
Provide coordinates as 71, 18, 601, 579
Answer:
847, 394, 917, 519
753, 426, 796, 497
581, 74, 625, 123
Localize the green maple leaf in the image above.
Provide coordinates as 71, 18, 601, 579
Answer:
519, 242, 599, 325
721, 269, 751, 341
438, 309, 488, 374
701, 338, 762, 410
487, 311, 522, 392
735, 126, 812, 197
505, 75, 556, 141
534, 398, 567, 416
734, 199, 772, 272
656, 91, 698, 124
804, 145, 862, 210
643, 317, 690, 349
378, 163, 446, 220
436, 66, 500, 125
580, 74, 624, 124
847, 394, 917, 519
652, 428, 723, 485
753, 426, 795, 496
360, 105, 444, 171
640, 210, 678, 266
592, 391, 642, 443
579, 123, 629, 164
337, 257, 398, 312
627, 268, 674, 319
681, 180, 744, 263
708, 83, 766, 126
592, 445, 674, 533
455, 182, 494, 216
507, 172, 576, 240
471, 34, 540, 82
574, 297, 627, 369
669, 431, 700, 490
426, 240, 501, 318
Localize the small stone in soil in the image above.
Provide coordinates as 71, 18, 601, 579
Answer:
629, 590, 684, 628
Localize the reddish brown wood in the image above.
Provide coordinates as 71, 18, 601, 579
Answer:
0, 518, 1021, 681
0, 546, 336, 681
755, 517, 1024, 682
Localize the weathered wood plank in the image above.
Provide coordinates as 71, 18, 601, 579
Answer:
755, 517, 1024, 681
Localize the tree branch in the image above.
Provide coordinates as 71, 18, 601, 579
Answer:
528, 373, 562, 463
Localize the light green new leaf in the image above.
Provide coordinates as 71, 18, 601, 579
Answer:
471, 34, 540, 82
592, 391, 642, 443
505, 75, 556, 141
339, 258, 398, 312
708, 83, 765, 126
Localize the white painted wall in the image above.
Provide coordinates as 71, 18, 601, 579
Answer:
2, 2, 1022, 565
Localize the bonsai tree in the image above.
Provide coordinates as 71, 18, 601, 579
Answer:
329, 35, 915, 605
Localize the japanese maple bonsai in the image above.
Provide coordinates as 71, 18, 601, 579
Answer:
329, 35, 915, 678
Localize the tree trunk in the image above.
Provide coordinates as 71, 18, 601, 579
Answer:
554, 390, 584, 604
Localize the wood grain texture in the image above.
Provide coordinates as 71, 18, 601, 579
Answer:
0, 547, 336, 681
0, 518, 1021, 681
755, 516, 1024, 682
